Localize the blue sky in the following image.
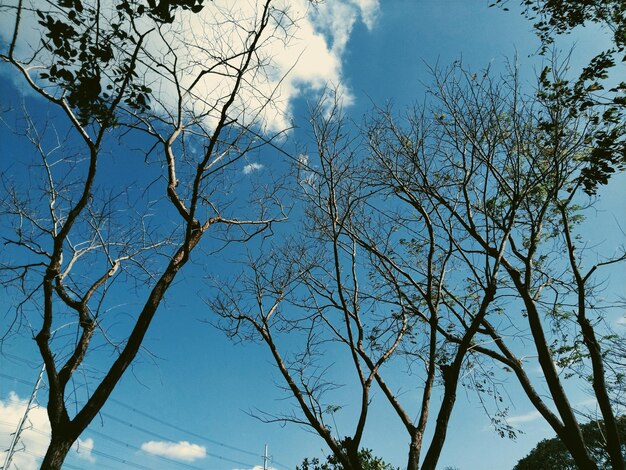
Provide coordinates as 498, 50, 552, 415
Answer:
1, 1, 624, 469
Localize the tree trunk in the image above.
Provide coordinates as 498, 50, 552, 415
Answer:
40, 432, 74, 470
420, 365, 458, 470
342, 437, 364, 470
504, 267, 599, 470
406, 433, 421, 470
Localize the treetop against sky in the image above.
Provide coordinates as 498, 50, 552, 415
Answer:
0, 1, 624, 470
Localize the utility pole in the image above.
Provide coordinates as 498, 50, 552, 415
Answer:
263, 444, 269, 470
2, 364, 45, 470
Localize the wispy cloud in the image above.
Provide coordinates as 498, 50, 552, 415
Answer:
508, 396, 601, 428
141, 440, 206, 462
507, 410, 543, 425
243, 162, 264, 175
577, 397, 599, 410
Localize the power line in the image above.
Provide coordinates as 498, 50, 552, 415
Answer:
0, 377, 292, 469
24, 442, 155, 470
89, 448, 157, 470
100, 412, 256, 468
109, 397, 261, 458
269, 456, 293, 470
0, 372, 38, 388
87, 428, 209, 470
1, 353, 40, 369
1, 372, 264, 466
1, 368, 293, 469
18, 426, 203, 470
97, 409, 292, 470
22, 450, 84, 470
0, 372, 257, 468
105, 398, 296, 469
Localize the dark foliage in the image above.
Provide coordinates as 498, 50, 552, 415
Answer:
298, 446, 397, 470
145, 0, 207, 23
513, 417, 626, 469
35, 0, 206, 125
494, 0, 626, 193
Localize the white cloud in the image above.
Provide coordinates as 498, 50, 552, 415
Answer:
507, 410, 542, 425
141, 440, 206, 462
243, 162, 264, 174
296, 153, 316, 187
0, 0, 380, 132
169, 0, 379, 130
0, 392, 50, 470
351, 0, 380, 29
74, 437, 96, 463
0, 392, 97, 469
297, 154, 309, 167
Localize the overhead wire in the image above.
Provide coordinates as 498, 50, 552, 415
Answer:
2, 352, 41, 369
109, 397, 261, 458
0, 371, 267, 467
0, 379, 258, 469
99, 411, 256, 468
0, 372, 38, 388
0, 370, 294, 469
106, 398, 295, 469
1, 366, 293, 468
20, 427, 157, 470
17, 425, 203, 470
88, 427, 212, 470
22, 450, 84, 470
24, 444, 156, 470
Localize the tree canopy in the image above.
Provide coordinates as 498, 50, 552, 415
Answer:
297, 447, 397, 470
494, 0, 626, 193
514, 417, 626, 469
1, 0, 288, 467
1, 1, 624, 469
212, 63, 626, 470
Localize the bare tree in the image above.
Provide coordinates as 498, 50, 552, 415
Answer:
211, 95, 383, 470
211, 89, 512, 470
364, 63, 625, 469
211, 61, 625, 470
0, 0, 290, 467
